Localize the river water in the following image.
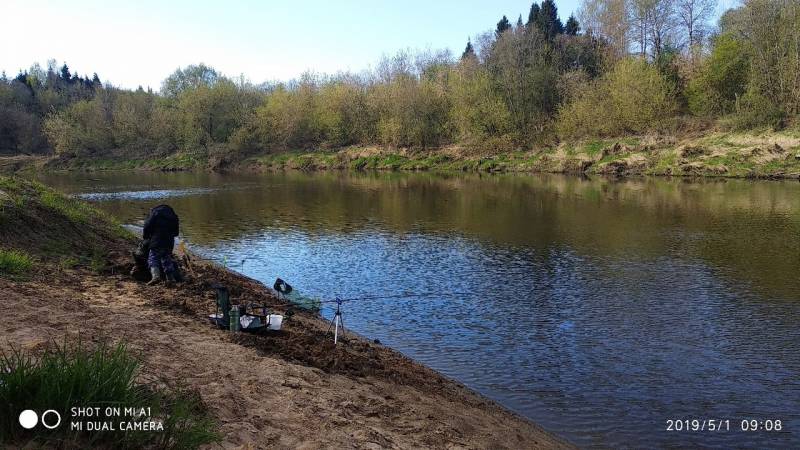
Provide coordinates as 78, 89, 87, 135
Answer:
39, 171, 800, 448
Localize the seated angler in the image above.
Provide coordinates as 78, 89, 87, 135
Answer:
142, 204, 180, 285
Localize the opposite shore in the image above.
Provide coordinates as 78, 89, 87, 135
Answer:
4, 131, 800, 180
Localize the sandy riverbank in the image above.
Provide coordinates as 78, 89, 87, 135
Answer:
0, 176, 570, 449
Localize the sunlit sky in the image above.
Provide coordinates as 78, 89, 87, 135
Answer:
2, 0, 735, 90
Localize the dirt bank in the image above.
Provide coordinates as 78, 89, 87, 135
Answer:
0, 177, 570, 449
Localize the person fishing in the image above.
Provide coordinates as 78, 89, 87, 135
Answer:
142, 204, 180, 285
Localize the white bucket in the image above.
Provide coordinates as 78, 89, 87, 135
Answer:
267, 314, 283, 331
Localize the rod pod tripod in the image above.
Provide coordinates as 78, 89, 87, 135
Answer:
326, 297, 346, 344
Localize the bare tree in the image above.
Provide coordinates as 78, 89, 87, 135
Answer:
578, 0, 631, 58
676, 0, 717, 59
629, 0, 678, 59
648, 0, 677, 58
629, 0, 653, 56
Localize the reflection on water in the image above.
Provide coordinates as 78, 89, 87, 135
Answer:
77, 187, 218, 201
40, 171, 800, 448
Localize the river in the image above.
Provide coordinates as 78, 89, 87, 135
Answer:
39, 171, 800, 448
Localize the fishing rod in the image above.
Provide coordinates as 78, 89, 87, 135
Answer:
317, 291, 479, 304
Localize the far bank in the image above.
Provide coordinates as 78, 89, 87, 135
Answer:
4, 131, 800, 180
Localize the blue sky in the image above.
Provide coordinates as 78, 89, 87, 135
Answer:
2, 0, 735, 90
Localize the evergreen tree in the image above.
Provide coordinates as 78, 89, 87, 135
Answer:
496, 15, 511, 37
535, 0, 563, 40
517, 14, 524, 29
527, 3, 541, 25
60, 64, 71, 81
92, 73, 102, 87
461, 39, 476, 60
565, 14, 580, 35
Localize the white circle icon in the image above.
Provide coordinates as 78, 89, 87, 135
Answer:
18, 410, 38, 429
41, 410, 61, 429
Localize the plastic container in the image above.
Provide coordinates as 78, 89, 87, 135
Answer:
267, 314, 283, 331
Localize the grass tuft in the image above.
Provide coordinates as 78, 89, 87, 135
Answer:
0, 249, 33, 276
0, 338, 219, 449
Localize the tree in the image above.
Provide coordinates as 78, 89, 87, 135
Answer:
565, 14, 581, 35
486, 27, 561, 138
577, 0, 629, 57
631, 0, 678, 59
60, 64, 71, 82
14, 71, 28, 86
676, 0, 716, 58
161, 64, 220, 97
737, 0, 800, 121
496, 15, 512, 37
92, 73, 102, 87
534, 0, 564, 40
528, 2, 541, 25
686, 33, 749, 115
461, 39, 476, 60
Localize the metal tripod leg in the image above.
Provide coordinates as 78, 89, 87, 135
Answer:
326, 298, 346, 344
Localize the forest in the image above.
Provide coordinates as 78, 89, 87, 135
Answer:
1, 0, 798, 162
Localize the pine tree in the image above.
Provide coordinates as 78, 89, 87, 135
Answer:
60, 64, 71, 81
461, 39, 476, 60
517, 14, 524, 29
565, 14, 580, 35
535, 0, 563, 40
496, 15, 511, 37
92, 73, 102, 87
527, 3, 540, 26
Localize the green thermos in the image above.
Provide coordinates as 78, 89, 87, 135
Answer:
229, 306, 240, 332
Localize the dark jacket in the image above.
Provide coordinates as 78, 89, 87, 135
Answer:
143, 205, 179, 251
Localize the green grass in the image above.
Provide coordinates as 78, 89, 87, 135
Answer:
649, 151, 679, 174
58, 256, 80, 270
89, 249, 109, 273
0, 339, 219, 449
0, 249, 33, 276
583, 140, 610, 157
38, 190, 93, 223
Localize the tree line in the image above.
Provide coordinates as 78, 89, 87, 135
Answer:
0, 0, 798, 159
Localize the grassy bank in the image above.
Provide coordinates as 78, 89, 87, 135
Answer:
6, 130, 799, 180
240, 131, 800, 179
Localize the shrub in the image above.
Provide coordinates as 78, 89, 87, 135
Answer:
557, 58, 678, 137
43, 98, 114, 156
0, 339, 218, 449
